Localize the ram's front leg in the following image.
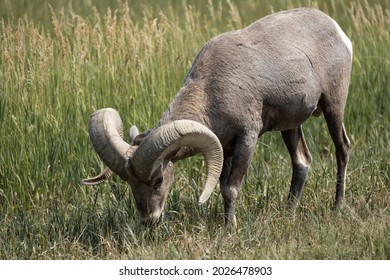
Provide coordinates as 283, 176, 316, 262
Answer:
220, 132, 257, 227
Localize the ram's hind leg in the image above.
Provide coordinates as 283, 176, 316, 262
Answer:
281, 126, 312, 207
318, 71, 351, 207
322, 109, 350, 208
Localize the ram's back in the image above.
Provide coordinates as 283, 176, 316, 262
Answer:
171, 8, 352, 152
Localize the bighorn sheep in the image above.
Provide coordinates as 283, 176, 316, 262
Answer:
82, 8, 352, 226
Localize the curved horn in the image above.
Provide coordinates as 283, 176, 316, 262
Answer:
81, 167, 113, 185
130, 120, 223, 204
82, 108, 132, 182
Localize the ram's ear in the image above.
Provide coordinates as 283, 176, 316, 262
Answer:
131, 130, 152, 145
129, 126, 140, 143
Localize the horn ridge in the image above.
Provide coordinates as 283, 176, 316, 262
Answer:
83, 108, 132, 182
131, 120, 223, 202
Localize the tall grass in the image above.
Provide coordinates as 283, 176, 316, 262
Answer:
0, 0, 389, 259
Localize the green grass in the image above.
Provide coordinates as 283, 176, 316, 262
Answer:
0, 0, 389, 259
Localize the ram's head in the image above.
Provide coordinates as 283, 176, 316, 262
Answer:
82, 108, 223, 225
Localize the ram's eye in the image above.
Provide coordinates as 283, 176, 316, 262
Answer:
153, 178, 163, 189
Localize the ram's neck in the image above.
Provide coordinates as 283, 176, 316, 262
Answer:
158, 82, 210, 127
157, 81, 211, 162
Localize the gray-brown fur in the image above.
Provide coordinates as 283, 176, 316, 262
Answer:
155, 8, 352, 224
84, 8, 352, 226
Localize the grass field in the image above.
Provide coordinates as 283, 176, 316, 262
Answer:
0, 0, 389, 259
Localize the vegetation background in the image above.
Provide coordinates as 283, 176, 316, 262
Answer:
0, 0, 389, 259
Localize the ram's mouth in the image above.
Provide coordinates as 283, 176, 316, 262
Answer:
140, 210, 163, 227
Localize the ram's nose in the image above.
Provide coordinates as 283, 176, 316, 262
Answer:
140, 211, 162, 226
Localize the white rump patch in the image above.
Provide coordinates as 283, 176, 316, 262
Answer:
330, 17, 353, 62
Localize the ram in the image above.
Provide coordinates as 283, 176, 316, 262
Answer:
82, 8, 352, 226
